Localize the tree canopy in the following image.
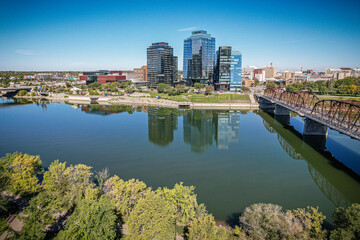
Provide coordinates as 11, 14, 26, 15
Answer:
126, 191, 174, 240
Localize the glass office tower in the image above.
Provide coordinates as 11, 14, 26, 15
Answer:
147, 42, 178, 88
214, 47, 242, 91
230, 50, 242, 91
183, 30, 215, 86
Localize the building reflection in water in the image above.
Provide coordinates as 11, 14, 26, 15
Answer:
183, 110, 216, 153
215, 111, 240, 150
148, 108, 178, 147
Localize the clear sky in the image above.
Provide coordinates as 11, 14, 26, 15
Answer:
0, 0, 359, 71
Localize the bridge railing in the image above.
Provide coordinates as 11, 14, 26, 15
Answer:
261, 88, 360, 138
311, 100, 360, 134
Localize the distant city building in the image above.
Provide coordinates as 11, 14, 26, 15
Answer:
243, 66, 256, 78
79, 70, 126, 85
214, 46, 242, 91
242, 79, 255, 87
325, 67, 355, 80
262, 66, 277, 79
183, 30, 216, 86
35, 73, 53, 80
147, 42, 178, 88
253, 69, 265, 82
281, 71, 295, 80
134, 66, 147, 81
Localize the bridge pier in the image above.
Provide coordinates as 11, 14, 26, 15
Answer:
258, 97, 274, 109
303, 135, 327, 150
274, 105, 290, 116
303, 118, 328, 136
274, 115, 290, 125
258, 97, 275, 113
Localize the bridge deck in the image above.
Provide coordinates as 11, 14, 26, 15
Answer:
258, 94, 360, 141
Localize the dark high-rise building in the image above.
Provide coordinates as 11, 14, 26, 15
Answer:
214, 46, 242, 91
147, 42, 178, 88
183, 30, 216, 86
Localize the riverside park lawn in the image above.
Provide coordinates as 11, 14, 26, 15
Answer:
144, 91, 251, 103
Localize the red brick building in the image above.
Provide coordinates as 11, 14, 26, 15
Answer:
80, 70, 127, 85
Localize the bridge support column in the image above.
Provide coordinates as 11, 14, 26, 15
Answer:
258, 97, 275, 108
258, 97, 275, 113
303, 118, 328, 136
274, 105, 290, 116
274, 115, 290, 125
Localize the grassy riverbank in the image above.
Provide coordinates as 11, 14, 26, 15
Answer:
316, 95, 360, 101
144, 91, 251, 103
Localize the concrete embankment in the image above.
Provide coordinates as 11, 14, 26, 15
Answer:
12, 94, 259, 109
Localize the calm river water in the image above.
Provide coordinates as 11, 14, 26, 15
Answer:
1, 98, 360, 224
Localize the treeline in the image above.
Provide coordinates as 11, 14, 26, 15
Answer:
285, 77, 360, 96
0, 152, 359, 239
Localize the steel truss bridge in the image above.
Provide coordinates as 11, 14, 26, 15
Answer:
258, 88, 360, 140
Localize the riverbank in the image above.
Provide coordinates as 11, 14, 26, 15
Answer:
12, 93, 259, 109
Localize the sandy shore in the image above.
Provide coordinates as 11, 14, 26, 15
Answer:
11, 94, 259, 110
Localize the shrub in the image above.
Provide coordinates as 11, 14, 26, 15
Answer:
17, 90, 28, 96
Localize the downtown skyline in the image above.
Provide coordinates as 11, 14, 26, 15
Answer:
0, 0, 359, 71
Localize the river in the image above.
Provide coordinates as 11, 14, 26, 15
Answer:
0, 98, 359, 224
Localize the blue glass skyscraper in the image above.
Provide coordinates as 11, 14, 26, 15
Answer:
183, 30, 215, 86
230, 50, 242, 91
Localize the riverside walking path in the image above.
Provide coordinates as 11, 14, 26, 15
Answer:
12, 93, 259, 109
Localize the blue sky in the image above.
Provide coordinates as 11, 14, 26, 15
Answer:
0, 0, 359, 71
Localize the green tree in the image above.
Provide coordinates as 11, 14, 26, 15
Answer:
104, 176, 147, 217
126, 191, 174, 240
319, 86, 328, 95
160, 182, 200, 225
17, 90, 28, 96
188, 214, 231, 240
240, 203, 304, 240
88, 82, 100, 88
43, 160, 68, 192
242, 87, 250, 92
194, 83, 204, 93
205, 85, 214, 95
125, 86, 135, 94
20, 191, 58, 240
136, 84, 142, 92
55, 198, 117, 240
175, 84, 187, 93
8, 153, 43, 194
95, 168, 109, 192
43, 161, 94, 209
330, 203, 360, 240
291, 206, 327, 239
157, 83, 171, 93
348, 84, 358, 96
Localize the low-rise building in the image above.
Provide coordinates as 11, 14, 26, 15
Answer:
242, 80, 255, 87
134, 66, 147, 81
253, 69, 265, 82
262, 66, 277, 79
79, 70, 127, 85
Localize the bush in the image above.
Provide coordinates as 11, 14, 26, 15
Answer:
17, 90, 28, 96
88, 82, 100, 88
330, 203, 360, 240
205, 86, 214, 95
157, 83, 172, 93
239, 203, 326, 240
194, 83, 204, 93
